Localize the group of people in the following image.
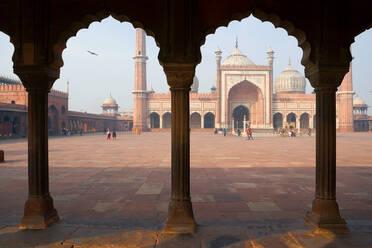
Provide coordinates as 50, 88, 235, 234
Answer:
106, 129, 117, 140
214, 127, 254, 140
61, 128, 83, 136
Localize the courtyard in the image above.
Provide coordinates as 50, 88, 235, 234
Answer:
0, 132, 371, 247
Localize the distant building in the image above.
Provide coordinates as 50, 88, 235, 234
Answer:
132, 29, 367, 132
353, 96, 370, 132
0, 76, 132, 138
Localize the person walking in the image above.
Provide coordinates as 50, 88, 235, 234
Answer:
223, 128, 226, 136
112, 131, 117, 140
106, 129, 111, 140
248, 127, 253, 140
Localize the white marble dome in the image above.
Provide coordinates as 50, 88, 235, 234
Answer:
221, 47, 255, 66
103, 95, 117, 106
191, 76, 199, 93
275, 60, 306, 94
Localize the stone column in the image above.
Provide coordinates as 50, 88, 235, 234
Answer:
201, 113, 204, 129
163, 64, 196, 233
15, 67, 59, 229
305, 85, 347, 231
160, 114, 163, 129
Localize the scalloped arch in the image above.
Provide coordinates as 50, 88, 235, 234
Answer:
198, 8, 313, 69
52, 10, 160, 70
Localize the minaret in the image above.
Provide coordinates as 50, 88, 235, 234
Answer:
132, 28, 149, 132
337, 62, 354, 132
267, 47, 274, 127
215, 47, 222, 128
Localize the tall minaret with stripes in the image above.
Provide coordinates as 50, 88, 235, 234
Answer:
132, 28, 148, 132
337, 63, 354, 132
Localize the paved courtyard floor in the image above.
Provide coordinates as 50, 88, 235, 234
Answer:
0, 132, 371, 247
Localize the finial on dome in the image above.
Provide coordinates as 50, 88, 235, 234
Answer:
288, 57, 291, 66
235, 37, 238, 48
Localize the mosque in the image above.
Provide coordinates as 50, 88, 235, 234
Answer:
132, 28, 368, 133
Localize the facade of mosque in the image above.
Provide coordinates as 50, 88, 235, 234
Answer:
0, 77, 132, 138
133, 28, 367, 133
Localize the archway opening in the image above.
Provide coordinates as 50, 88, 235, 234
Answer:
204, 112, 215, 128
232, 105, 249, 129
286, 113, 296, 129
300, 113, 309, 129
273, 113, 283, 130
190, 112, 201, 128
162, 112, 171, 128
150, 112, 160, 128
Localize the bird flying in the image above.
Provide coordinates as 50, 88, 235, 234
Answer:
87, 50, 98, 56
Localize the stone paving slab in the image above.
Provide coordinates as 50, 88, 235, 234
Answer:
0, 132, 371, 247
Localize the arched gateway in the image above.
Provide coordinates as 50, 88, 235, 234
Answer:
228, 80, 263, 129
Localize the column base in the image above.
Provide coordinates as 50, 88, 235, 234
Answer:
20, 194, 59, 229
164, 199, 196, 233
305, 199, 349, 233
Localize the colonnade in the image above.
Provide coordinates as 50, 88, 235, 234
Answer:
13, 62, 349, 233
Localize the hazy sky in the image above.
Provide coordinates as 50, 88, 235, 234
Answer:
0, 16, 371, 114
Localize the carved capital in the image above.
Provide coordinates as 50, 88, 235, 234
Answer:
163, 63, 196, 90
306, 63, 350, 89
14, 65, 59, 92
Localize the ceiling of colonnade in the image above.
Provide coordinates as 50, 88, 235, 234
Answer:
0, 1, 370, 113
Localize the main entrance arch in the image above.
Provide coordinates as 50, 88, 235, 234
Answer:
228, 80, 263, 128
232, 106, 249, 129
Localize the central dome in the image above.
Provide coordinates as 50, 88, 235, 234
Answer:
275, 60, 306, 94
221, 40, 255, 66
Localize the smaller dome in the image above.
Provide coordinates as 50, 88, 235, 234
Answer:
275, 59, 306, 94
191, 76, 199, 93
354, 96, 367, 106
103, 95, 117, 106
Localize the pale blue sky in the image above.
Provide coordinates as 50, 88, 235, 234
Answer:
0, 16, 371, 114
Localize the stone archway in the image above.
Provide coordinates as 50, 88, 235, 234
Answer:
150, 112, 160, 128
273, 113, 283, 130
204, 112, 215, 128
232, 105, 249, 129
300, 113, 310, 129
286, 113, 296, 128
190, 112, 201, 128
162, 112, 171, 128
